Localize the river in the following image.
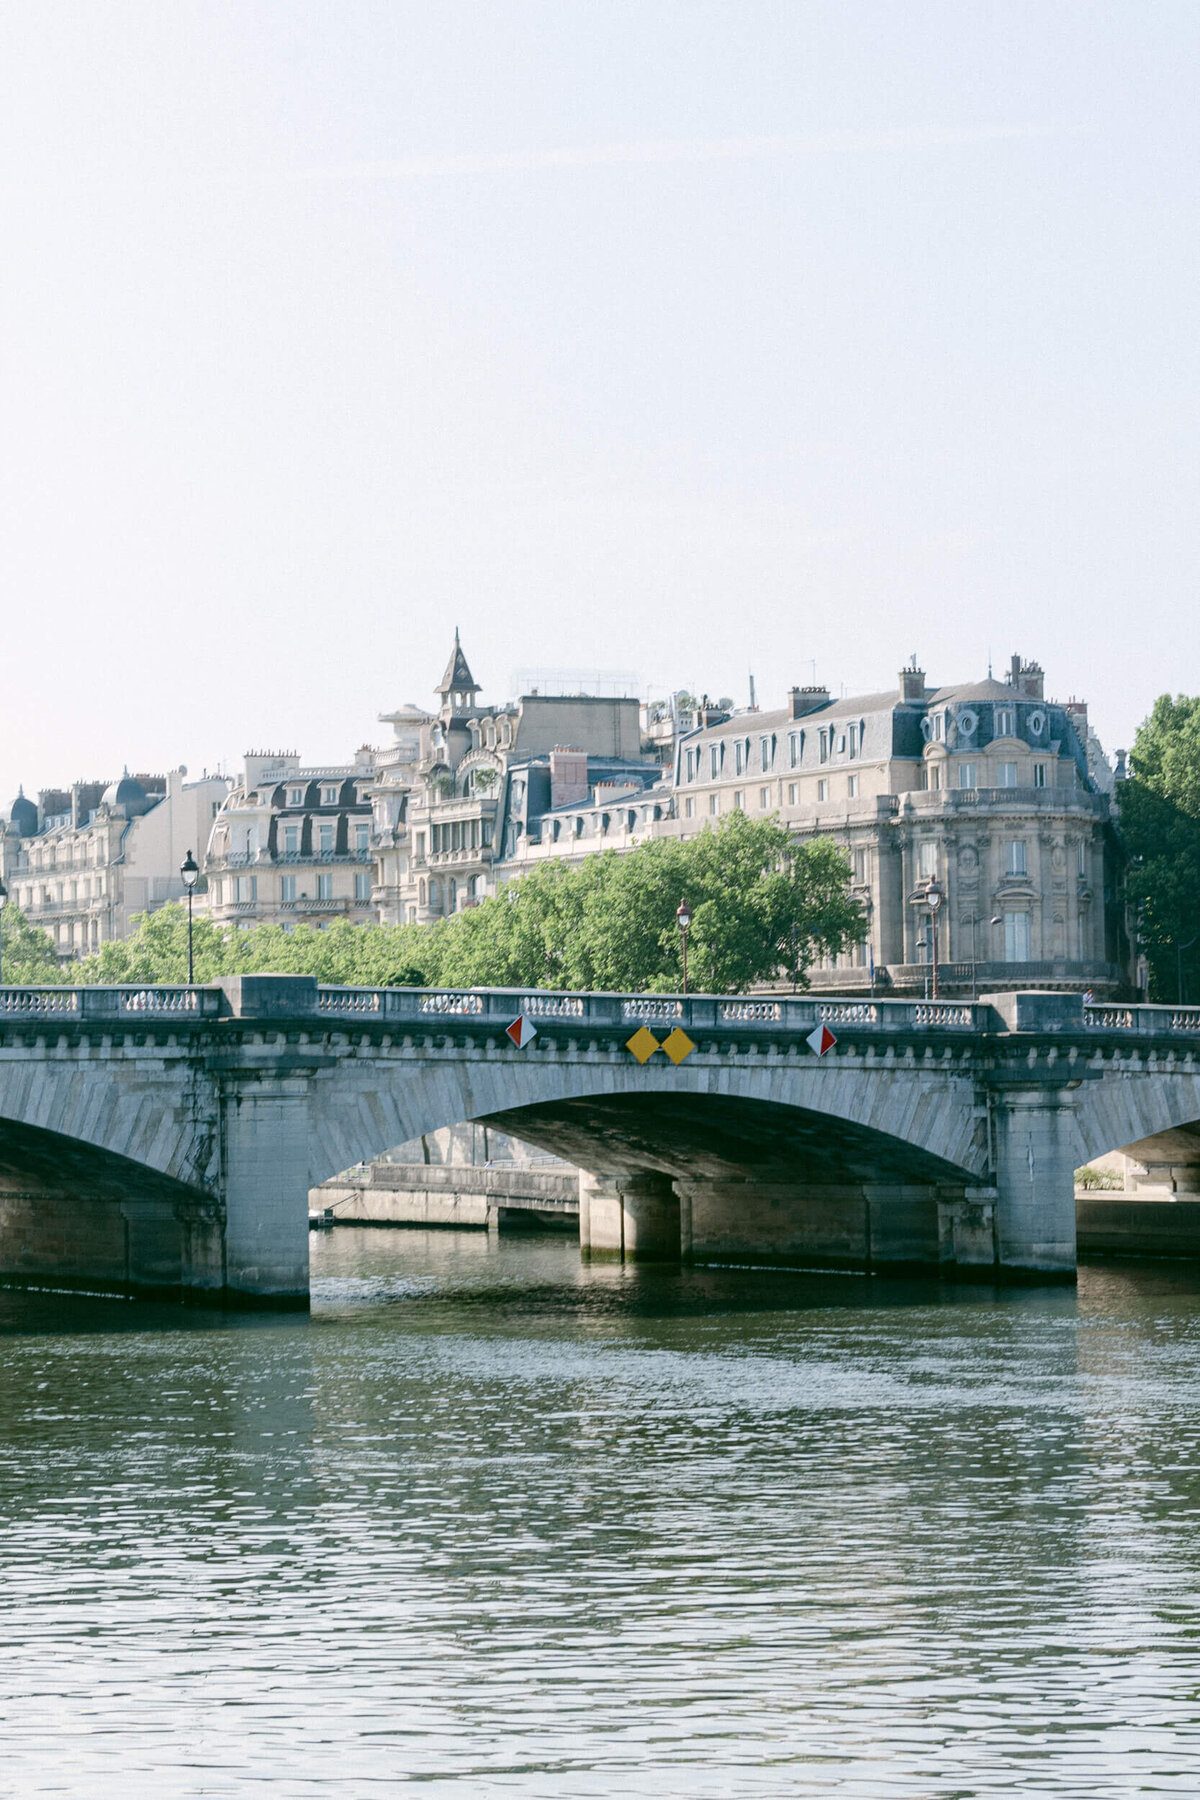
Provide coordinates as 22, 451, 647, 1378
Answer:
1, 1228, 1200, 1796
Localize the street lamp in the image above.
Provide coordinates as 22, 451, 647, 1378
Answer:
1177, 935, 1198, 1006
180, 851, 199, 985
676, 898, 693, 995
926, 876, 943, 1000
0, 876, 7, 986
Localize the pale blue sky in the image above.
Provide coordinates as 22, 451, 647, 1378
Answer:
2, 2, 1197, 789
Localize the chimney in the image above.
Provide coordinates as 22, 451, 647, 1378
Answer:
788, 685, 831, 719
899, 659, 926, 703
1009, 654, 1044, 700
550, 747, 589, 809
1114, 748, 1128, 781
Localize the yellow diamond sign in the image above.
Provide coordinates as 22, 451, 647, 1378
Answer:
661, 1027, 696, 1065
625, 1026, 661, 1063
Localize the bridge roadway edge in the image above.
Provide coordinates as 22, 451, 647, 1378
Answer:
0, 979, 1194, 1302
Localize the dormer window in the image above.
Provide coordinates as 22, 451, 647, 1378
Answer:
288, 787, 304, 807
321, 785, 339, 805
995, 708, 1015, 738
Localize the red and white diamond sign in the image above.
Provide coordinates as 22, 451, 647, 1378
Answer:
806, 1023, 837, 1057
505, 1014, 538, 1049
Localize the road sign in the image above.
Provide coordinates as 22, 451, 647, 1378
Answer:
505, 1015, 538, 1049
625, 1026, 661, 1063
806, 1023, 837, 1057
661, 1027, 696, 1065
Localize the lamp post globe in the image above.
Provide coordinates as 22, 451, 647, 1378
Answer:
675, 898, 693, 996
180, 852, 199, 986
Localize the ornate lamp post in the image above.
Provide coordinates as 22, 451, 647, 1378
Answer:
926, 875, 943, 1000
0, 877, 7, 986
180, 851, 199, 985
676, 898, 693, 996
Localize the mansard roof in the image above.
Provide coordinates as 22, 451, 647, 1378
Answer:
436, 630, 479, 696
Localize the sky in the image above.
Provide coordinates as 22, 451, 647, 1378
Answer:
2, 2, 1198, 793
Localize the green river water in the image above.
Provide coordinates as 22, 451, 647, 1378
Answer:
1, 1227, 1200, 1797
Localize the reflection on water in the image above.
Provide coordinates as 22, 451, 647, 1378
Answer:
1, 1230, 1200, 1795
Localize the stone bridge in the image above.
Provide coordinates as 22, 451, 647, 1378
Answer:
0, 976, 1197, 1306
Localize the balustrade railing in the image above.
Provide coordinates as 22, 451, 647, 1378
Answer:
0, 981, 1197, 1038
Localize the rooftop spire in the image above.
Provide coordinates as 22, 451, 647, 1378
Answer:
435, 631, 481, 705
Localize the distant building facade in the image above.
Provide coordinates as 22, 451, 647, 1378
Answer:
191, 637, 1132, 998
665, 655, 1130, 997
2, 769, 230, 960
204, 750, 377, 930
371, 635, 669, 924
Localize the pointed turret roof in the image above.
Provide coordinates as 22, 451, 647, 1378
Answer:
436, 629, 480, 697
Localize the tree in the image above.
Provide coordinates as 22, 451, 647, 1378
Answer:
428, 813, 864, 993
1120, 694, 1200, 1001
0, 907, 64, 985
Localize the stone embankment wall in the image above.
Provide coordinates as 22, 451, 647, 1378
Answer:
313, 1162, 579, 1231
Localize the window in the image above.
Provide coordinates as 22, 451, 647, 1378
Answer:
957, 763, 976, 789
852, 849, 868, 883
709, 745, 720, 779
684, 797, 695, 819
319, 824, 335, 853
283, 826, 300, 855
1033, 762, 1047, 788
997, 762, 1018, 788
234, 875, 257, 904
995, 709, 1015, 739
848, 724, 858, 758
287, 787, 304, 807
1006, 839, 1028, 876
1004, 911, 1031, 962
709, 793, 720, 814
354, 823, 369, 852
280, 875, 296, 902
415, 831, 426, 859
733, 790, 744, 811
317, 873, 333, 900
685, 750, 695, 781
354, 872, 370, 901
787, 782, 798, 805
817, 778, 830, 802
819, 730, 829, 763
789, 733, 801, 768
760, 738, 770, 772
847, 774, 858, 798
918, 841, 937, 879
735, 741, 746, 775
757, 787, 768, 809
321, 785, 339, 805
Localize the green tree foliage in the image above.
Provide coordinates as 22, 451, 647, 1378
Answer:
0, 907, 65, 985
65, 814, 863, 995
1120, 694, 1200, 1001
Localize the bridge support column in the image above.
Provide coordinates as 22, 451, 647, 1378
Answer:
220, 1074, 312, 1308
579, 1172, 680, 1263
989, 1086, 1079, 1279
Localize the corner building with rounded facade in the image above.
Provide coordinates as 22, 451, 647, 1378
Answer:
669, 655, 1129, 998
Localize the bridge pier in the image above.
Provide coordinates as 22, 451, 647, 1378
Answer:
219, 1072, 313, 1308
989, 1086, 1079, 1279
578, 1172, 680, 1262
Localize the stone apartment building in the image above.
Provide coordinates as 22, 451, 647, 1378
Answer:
204, 750, 377, 931
370, 635, 669, 924
666, 655, 1129, 997
2, 768, 230, 959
